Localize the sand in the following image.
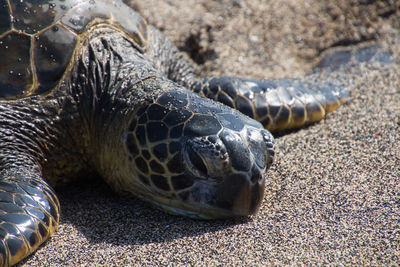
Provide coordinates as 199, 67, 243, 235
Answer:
20, 0, 399, 266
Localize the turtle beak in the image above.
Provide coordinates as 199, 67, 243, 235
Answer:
215, 168, 266, 216
179, 127, 273, 218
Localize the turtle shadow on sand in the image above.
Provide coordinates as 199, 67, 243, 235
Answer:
55, 179, 248, 246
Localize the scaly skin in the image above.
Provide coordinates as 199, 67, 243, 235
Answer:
0, 0, 393, 265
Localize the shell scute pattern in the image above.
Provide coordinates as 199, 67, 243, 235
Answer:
0, 32, 31, 97
0, 0, 12, 33
0, 0, 148, 99
33, 24, 78, 93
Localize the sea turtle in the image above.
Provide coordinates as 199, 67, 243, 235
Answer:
0, 0, 394, 265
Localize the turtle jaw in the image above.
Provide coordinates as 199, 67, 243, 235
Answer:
178, 168, 267, 219
148, 168, 267, 219
149, 175, 266, 219
149, 194, 244, 219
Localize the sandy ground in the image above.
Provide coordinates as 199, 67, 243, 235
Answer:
20, 0, 399, 266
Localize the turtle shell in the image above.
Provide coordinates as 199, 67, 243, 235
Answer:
0, 0, 148, 99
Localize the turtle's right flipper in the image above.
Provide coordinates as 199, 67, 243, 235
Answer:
190, 76, 349, 132
147, 25, 393, 132
189, 45, 394, 132
146, 26, 349, 132
0, 172, 59, 266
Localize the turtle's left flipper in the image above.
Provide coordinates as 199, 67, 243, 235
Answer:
0, 171, 59, 266
191, 76, 349, 132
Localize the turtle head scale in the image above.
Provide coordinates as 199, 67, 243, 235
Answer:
124, 89, 275, 219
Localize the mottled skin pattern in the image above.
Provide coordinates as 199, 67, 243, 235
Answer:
0, 0, 393, 266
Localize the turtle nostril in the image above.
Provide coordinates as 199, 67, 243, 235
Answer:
188, 147, 208, 176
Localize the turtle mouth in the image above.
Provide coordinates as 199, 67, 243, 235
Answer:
147, 168, 266, 219
151, 194, 247, 219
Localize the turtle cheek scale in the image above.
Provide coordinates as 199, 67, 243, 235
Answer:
124, 90, 275, 218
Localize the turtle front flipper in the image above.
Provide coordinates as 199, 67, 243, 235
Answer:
186, 45, 394, 132
190, 76, 349, 132
147, 27, 392, 132
0, 171, 59, 266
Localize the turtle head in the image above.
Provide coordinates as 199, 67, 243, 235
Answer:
124, 90, 274, 219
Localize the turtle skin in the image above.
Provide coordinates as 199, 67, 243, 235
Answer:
0, 0, 394, 265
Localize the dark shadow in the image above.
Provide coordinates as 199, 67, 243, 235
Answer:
54, 178, 250, 246
272, 127, 304, 138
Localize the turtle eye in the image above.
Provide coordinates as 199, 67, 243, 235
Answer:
187, 145, 208, 177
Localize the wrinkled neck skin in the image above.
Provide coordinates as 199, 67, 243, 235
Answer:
64, 27, 174, 188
